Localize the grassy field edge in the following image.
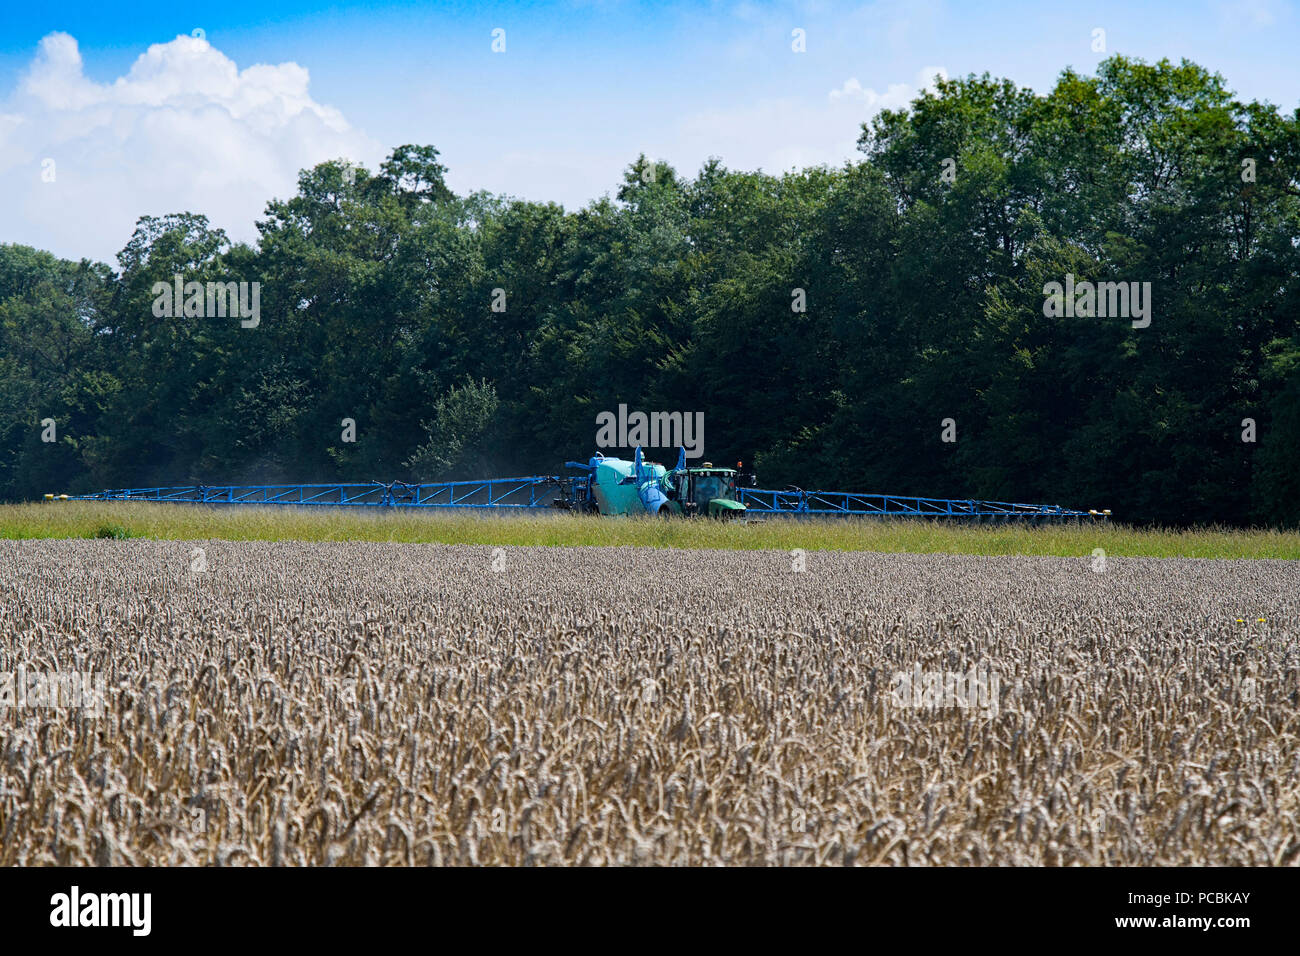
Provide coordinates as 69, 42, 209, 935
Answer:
2, 501, 1299, 559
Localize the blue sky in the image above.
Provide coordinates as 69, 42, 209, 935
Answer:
1, 0, 1296, 262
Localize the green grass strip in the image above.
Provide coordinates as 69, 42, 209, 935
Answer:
3, 502, 1298, 558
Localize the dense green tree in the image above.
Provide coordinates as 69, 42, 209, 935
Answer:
405, 378, 501, 480
1, 59, 1296, 525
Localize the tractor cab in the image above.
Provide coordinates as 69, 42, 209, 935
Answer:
669, 462, 746, 518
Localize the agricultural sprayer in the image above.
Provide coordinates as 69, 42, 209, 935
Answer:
50, 446, 1106, 521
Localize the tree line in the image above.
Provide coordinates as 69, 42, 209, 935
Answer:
2, 56, 1298, 525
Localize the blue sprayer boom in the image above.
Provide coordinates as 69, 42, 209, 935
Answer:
51, 446, 1106, 521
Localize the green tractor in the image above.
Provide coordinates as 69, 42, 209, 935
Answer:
662, 461, 746, 518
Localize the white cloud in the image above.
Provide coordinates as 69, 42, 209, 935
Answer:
1214, 0, 1287, 28
0, 32, 380, 263
677, 96, 858, 174
829, 65, 948, 107
670, 64, 948, 180
828, 77, 913, 108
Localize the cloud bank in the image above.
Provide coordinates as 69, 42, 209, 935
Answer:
0, 32, 947, 263
0, 32, 379, 263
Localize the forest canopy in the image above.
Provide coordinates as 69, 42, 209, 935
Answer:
2, 56, 1298, 525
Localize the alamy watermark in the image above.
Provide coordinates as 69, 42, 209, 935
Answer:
890, 663, 1000, 718
50, 886, 150, 936
595, 404, 704, 458
151, 275, 260, 328
1, 667, 106, 716
1042, 273, 1151, 328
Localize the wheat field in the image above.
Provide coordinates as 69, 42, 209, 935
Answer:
1, 539, 1297, 865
